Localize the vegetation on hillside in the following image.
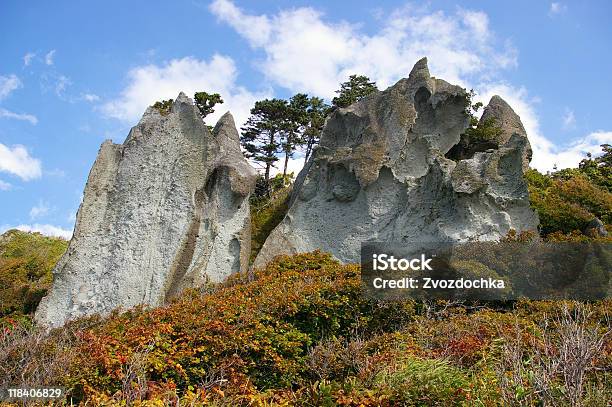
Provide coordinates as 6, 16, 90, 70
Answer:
0, 230, 67, 321
2, 90, 612, 405
525, 144, 612, 238
250, 175, 293, 263
555, 144, 612, 193
1, 252, 610, 405
1, 162, 610, 405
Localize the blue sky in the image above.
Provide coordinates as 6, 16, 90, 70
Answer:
1, 0, 611, 238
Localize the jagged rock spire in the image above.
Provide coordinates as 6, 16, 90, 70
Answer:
35, 94, 256, 328
409, 57, 430, 80
480, 95, 532, 171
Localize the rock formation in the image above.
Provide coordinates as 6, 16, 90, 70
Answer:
479, 95, 532, 171
35, 93, 256, 328
254, 58, 538, 268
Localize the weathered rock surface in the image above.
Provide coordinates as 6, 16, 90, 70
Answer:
585, 218, 608, 237
36, 93, 256, 328
254, 58, 538, 268
479, 95, 532, 171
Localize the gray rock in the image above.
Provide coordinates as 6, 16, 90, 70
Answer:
479, 95, 532, 171
585, 218, 608, 237
35, 93, 256, 328
253, 58, 538, 268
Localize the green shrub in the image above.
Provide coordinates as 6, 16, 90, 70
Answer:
376, 357, 471, 405
464, 117, 503, 142
525, 169, 612, 236
250, 184, 292, 262
151, 99, 173, 115
0, 230, 67, 318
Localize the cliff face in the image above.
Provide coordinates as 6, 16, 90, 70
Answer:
254, 58, 538, 268
35, 93, 256, 328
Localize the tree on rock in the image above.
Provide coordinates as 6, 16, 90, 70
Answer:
194, 91, 223, 118
302, 96, 329, 161
241, 95, 329, 183
332, 75, 378, 108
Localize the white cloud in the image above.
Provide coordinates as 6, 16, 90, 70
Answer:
476, 83, 611, 171
549, 2, 567, 16
0, 107, 38, 125
81, 93, 100, 102
40, 73, 72, 98
1, 223, 72, 240
23, 52, 36, 66
210, 0, 517, 97
29, 200, 50, 220
549, 131, 612, 169
0, 179, 11, 191
0, 143, 42, 181
0, 74, 22, 100
209, 0, 271, 47
562, 108, 576, 130
55, 75, 70, 96
210, 1, 602, 173
45, 49, 56, 65
103, 55, 270, 128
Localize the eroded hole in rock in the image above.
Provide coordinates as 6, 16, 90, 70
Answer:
445, 114, 502, 161
412, 87, 434, 135
204, 168, 219, 199
414, 86, 431, 111
328, 164, 360, 202
445, 136, 499, 161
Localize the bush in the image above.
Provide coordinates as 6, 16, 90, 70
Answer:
375, 357, 472, 405
525, 169, 612, 236
1, 250, 610, 405
1, 252, 415, 402
151, 99, 173, 115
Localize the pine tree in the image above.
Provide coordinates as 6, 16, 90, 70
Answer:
240, 99, 289, 182
281, 94, 309, 178
331, 75, 378, 108
194, 91, 223, 118
303, 96, 329, 161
